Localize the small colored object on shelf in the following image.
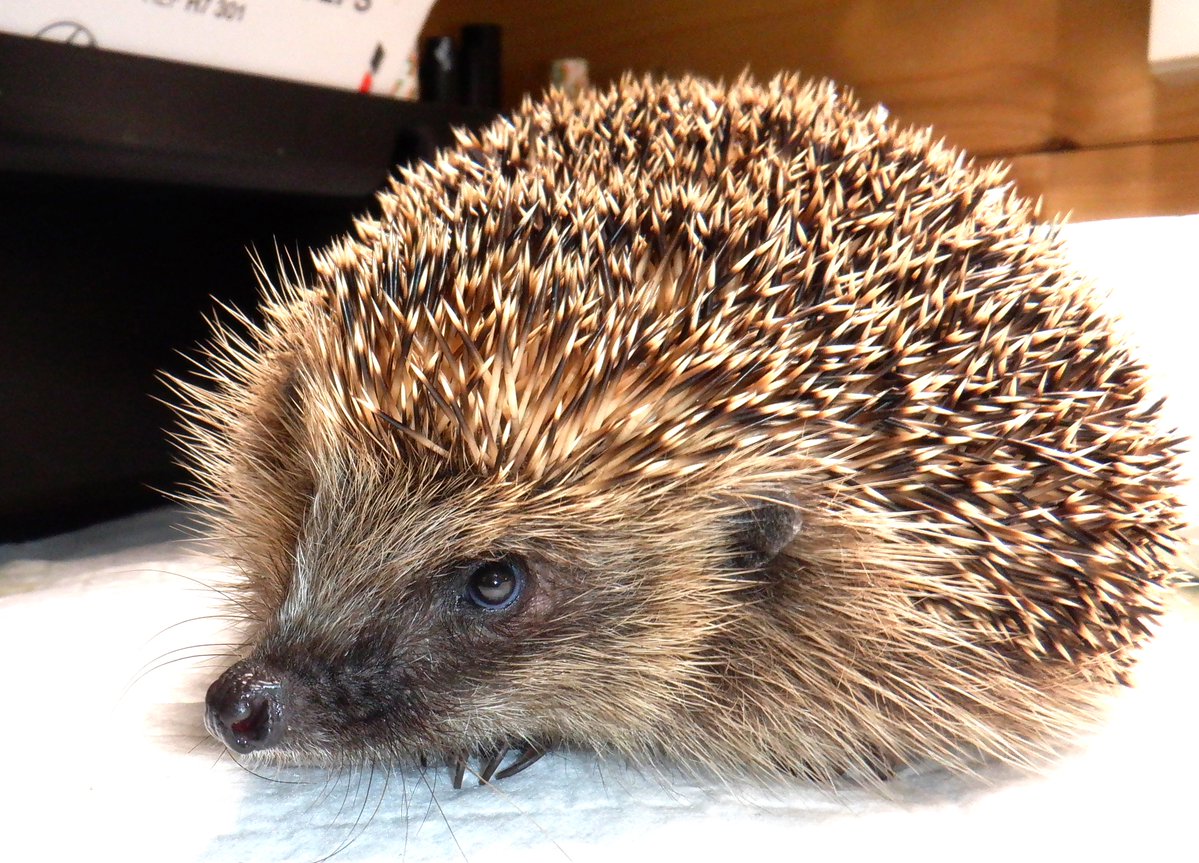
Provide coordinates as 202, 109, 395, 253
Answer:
551, 57, 590, 97
419, 35, 458, 103
359, 42, 385, 94
460, 24, 502, 108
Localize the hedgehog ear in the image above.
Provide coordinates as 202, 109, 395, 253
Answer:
726, 492, 803, 572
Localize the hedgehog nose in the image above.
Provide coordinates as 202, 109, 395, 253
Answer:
205, 661, 287, 754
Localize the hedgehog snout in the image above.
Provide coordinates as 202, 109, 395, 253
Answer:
205, 660, 289, 754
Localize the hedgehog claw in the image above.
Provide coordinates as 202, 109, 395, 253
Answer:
494, 745, 545, 780
451, 754, 468, 790
478, 746, 509, 785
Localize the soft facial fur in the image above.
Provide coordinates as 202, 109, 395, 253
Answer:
175, 74, 1184, 783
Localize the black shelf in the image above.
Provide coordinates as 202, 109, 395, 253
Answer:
0, 32, 495, 196
0, 33, 499, 540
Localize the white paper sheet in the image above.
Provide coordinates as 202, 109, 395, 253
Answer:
0, 0, 436, 99
3, 217, 1198, 863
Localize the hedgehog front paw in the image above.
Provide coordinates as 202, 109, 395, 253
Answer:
450, 743, 547, 788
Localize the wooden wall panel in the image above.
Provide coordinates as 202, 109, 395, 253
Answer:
1009, 138, 1199, 220
423, 0, 1199, 219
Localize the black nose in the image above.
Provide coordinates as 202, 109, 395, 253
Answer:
205, 661, 287, 754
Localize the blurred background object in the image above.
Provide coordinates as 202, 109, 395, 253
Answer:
1149, 0, 1199, 79
420, 35, 459, 103
551, 58, 590, 98
0, 0, 436, 98
459, 24, 503, 108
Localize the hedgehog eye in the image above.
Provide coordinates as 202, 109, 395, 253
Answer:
465, 558, 525, 610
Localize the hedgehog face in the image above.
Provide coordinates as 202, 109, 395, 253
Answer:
201, 424, 787, 769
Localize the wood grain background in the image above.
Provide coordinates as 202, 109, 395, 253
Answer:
424, 0, 1199, 221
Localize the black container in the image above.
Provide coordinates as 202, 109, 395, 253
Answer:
419, 35, 458, 103
460, 24, 502, 109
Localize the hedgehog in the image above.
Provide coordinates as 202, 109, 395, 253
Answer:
173, 73, 1186, 787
